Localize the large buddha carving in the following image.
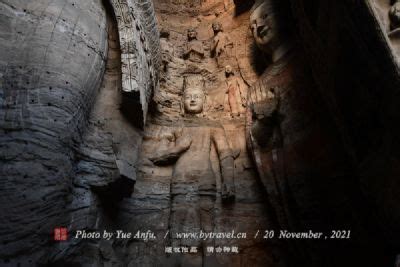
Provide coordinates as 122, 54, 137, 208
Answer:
246, 0, 343, 236
149, 76, 235, 265
390, 1, 400, 31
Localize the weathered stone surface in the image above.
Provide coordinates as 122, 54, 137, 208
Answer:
111, 0, 160, 127
2, 0, 400, 266
224, 65, 247, 116
0, 0, 108, 262
48, 1, 159, 263
0, 0, 158, 264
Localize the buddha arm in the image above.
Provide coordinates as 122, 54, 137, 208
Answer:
149, 133, 192, 165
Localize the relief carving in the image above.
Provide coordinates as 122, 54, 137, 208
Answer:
149, 77, 235, 251
390, 1, 400, 31
224, 65, 247, 117
184, 28, 205, 63
110, 0, 159, 126
249, 0, 292, 62
211, 22, 235, 66
160, 29, 174, 72
246, 0, 311, 231
371, 0, 400, 65
247, 0, 291, 149
149, 76, 236, 256
150, 76, 235, 199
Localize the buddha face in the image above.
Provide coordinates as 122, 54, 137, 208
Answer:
250, 2, 279, 53
390, 2, 400, 29
187, 28, 197, 40
212, 22, 222, 34
225, 65, 234, 76
183, 87, 205, 114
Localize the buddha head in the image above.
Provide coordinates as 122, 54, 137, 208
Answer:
250, 0, 291, 55
390, 1, 400, 30
187, 28, 198, 41
182, 76, 206, 115
212, 22, 223, 35
225, 65, 234, 77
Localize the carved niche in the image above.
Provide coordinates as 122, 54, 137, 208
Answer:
111, 0, 160, 127
211, 22, 236, 66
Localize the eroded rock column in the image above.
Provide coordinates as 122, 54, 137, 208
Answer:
0, 0, 108, 263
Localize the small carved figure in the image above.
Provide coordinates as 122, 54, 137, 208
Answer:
184, 28, 205, 62
224, 65, 246, 116
390, 1, 400, 31
160, 29, 173, 71
211, 22, 234, 65
149, 76, 235, 258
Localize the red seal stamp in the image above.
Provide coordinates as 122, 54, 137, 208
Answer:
54, 227, 68, 241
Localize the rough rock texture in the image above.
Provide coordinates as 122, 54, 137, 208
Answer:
0, 0, 159, 265
111, 0, 160, 127
2, 0, 400, 266
0, 0, 108, 263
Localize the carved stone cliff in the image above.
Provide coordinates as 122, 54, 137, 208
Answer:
1, 0, 400, 266
0, 0, 159, 264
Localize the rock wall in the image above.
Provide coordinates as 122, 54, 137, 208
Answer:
0, 0, 159, 265
1, 0, 399, 266
111, 0, 160, 127
0, 0, 108, 263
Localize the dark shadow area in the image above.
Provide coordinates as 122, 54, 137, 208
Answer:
120, 91, 145, 129
91, 177, 136, 219
288, 0, 400, 266
102, 0, 118, 22
302, 0, 319, 29
234, 0, 255, 16
250, 42, 269, 75
41, 261, 82, 267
